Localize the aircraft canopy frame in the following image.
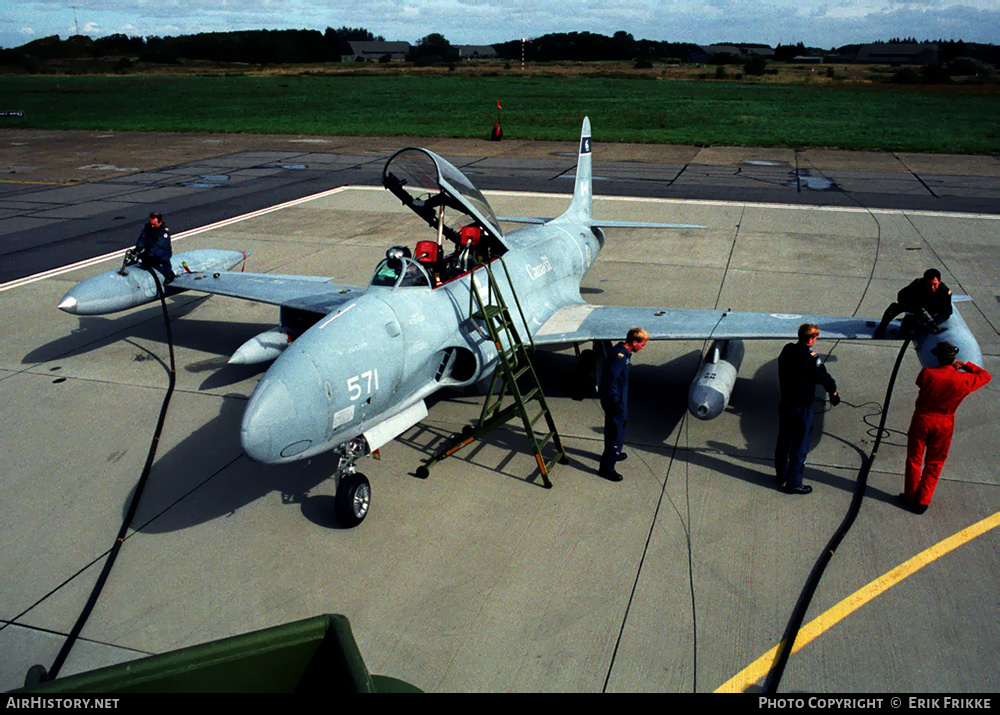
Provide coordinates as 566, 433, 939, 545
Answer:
382, 148, 505, 247
369, 256, 433, 290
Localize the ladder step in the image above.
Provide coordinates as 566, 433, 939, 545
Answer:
512, 364, 531, 381
544, 453, 563, 472
536, 429, 556, 450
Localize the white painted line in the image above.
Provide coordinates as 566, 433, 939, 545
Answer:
484, 188, 1000, 221
4, 183, 997, 296
318, 302, 356, 329
357, 182, 1000, 220
0, 185, 353, 293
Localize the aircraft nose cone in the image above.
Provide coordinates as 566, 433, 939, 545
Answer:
240, 361, 327, 463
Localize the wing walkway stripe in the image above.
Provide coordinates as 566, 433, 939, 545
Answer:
714, 510, 1000, 693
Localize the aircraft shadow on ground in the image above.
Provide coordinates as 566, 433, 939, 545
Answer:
118, 346, 886, 535
23, 297, 274, 367
695, 353, 899, 501
124, 391, 351, 533
536, 348, 878, 498
393, 349, 708, 483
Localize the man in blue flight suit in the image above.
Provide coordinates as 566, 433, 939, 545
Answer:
134, 211, 175, 284
774, 323, 840, 495
598, 327, 648, 482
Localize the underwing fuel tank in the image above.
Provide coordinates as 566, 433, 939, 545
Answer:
688, 339, 745, 420
57, 249, 247, 315
229, 327, 293, 365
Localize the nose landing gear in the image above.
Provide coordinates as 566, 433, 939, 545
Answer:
333, 437, 372, 527
335, 472, 371, 527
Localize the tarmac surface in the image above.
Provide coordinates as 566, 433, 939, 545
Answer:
1, 129, 998, 693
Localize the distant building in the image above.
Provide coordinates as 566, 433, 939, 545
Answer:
851, 43, 938, 65
702, 44, 742, 58
792, 55, 824, 64
456, 45, 497, 60
698, 44, 775, 60
342, 41, 411, 62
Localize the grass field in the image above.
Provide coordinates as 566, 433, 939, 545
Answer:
2, 73, 998, 153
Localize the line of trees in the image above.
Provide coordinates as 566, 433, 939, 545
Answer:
2, 28, 998, 69
493, 31, 702, 63
0, 27, 383, 66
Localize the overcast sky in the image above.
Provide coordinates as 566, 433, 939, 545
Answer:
5, 0, 999, 50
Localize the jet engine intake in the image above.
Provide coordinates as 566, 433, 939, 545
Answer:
688, 339, 745, 420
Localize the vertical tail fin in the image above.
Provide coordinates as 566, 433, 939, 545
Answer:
558, 117, 592, 225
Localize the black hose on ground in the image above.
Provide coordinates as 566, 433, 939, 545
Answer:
764, 337, 912, 693
45, 268, 176, 681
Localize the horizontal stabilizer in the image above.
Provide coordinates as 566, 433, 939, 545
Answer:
498, 216, 705, 229
497, 216, 549, 225
594, 220, 706, 229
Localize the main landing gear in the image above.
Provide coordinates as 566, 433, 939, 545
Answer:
332, 438, 371, 528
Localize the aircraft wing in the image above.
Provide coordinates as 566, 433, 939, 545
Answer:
171, 271, 364, 314
533, 303, 879, 345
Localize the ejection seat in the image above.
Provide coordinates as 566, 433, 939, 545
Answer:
414, 240, 443, 287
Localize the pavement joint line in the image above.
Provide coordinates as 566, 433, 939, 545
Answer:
0, 621, 154, 656
713, 509, 1000, 693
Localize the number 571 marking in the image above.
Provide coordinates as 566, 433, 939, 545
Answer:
347, 369, 379, 401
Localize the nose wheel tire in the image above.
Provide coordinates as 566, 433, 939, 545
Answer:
335, 473, 371, 527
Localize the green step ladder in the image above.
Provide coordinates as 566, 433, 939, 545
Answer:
420, 258, 568, 487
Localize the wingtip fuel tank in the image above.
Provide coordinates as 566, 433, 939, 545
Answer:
912, 305, 983, 368
57, 249, 248, 315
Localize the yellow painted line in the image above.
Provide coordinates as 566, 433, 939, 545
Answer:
0, 178, 77, 186
715, 511, 1000, 693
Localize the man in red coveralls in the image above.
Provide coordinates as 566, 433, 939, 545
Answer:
899, 341, 991, 514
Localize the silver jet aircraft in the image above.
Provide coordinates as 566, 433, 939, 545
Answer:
58, 118, 982, 527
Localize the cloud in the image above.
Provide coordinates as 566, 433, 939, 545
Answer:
2, 0, 998, 49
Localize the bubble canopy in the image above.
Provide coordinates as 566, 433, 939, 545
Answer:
381, 148, 505, 246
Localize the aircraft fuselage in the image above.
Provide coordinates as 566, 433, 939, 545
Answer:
239, 218, 603, 464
